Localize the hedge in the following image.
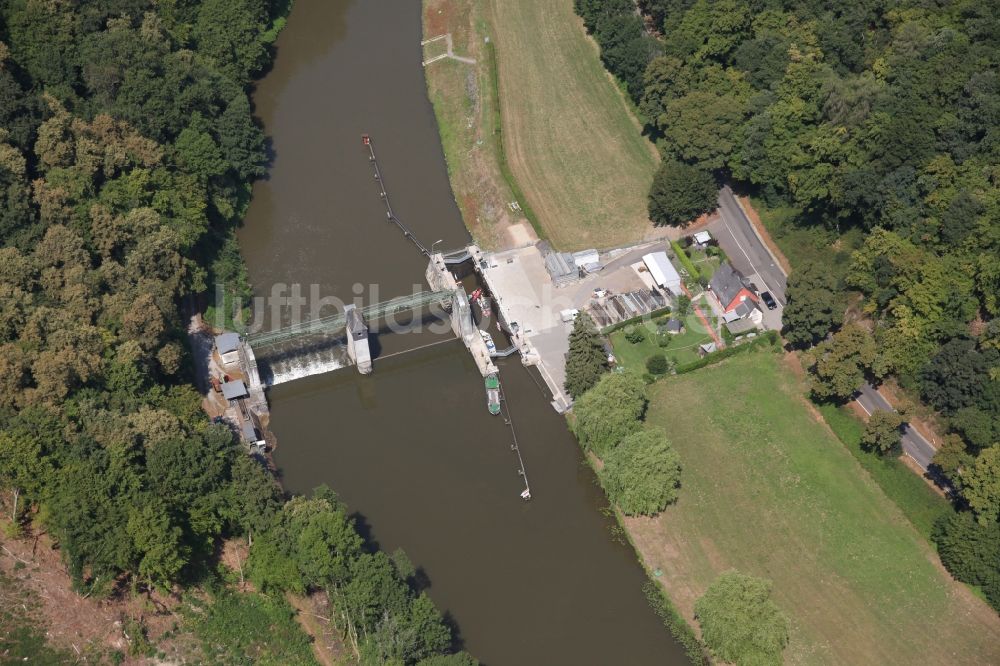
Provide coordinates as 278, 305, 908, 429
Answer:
670, 240, 700, 281
675, 330, 781, 374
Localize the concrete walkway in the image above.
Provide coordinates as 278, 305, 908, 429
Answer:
422, 33, 476, 66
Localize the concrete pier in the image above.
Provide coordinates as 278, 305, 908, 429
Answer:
426, 250, 498, 377
345, 304, 373, 374
430, 245, 573, 411
237, 339, 269, 414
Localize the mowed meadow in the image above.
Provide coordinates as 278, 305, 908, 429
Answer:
627, 352, 1000, 665
487, 0, 659, 250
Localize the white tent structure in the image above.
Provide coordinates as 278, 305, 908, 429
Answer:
642, 251, 683, 296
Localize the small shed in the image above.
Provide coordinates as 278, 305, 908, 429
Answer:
693, 230, 712, 246
725, 317, 759, 335
544, 251, 579, 284
665, 319, 684, 334
215, 332, 241, 365
698, 342, 718, 356
240, 421, 265, 449
221, 379, 248, 402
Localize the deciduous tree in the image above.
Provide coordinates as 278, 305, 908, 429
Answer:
932, 511, 1000, 610
860, 410, 904, 455
782, 261, 846, 348
599, 428, 681, 515
648, 160, 718, 227
963, 446, 1000, 525
572, 372, 646, 457
694, 570, 789, 666
805, 323, 880, 402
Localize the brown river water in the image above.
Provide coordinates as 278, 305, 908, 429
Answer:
237, 1, 687, 663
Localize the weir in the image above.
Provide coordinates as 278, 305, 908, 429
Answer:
224, 134, 532, 498
246, 289, 454, 349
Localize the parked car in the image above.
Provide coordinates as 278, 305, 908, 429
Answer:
760, 291, 777, 310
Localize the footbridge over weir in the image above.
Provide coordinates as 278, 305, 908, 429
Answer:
245, 289, 455, 349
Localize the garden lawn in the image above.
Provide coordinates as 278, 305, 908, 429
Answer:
610, 320, 710, 371
685, 246, 721, 281
626, 352, 1000, 665
486, 0, 659, 249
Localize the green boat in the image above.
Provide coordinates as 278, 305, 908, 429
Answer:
485, 373, 501, 415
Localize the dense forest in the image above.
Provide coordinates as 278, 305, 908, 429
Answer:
576, 0, 1000, 611
0, 1, 468, 661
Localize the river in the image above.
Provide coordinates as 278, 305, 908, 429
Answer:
237, 0, 687, 663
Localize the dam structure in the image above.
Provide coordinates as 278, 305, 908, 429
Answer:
224, 134, 565, 481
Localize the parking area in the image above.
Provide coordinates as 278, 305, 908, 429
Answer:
479, 241, 670, 409
745, 271, 784, 331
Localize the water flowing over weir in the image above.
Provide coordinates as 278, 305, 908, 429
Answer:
235, 0, 689, 662
257, 337, 350, 386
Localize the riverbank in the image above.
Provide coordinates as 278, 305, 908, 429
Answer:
423, 0, 663, 251
421, 0, 536, 250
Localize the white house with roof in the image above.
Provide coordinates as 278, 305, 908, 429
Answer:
215, 332, 241, 366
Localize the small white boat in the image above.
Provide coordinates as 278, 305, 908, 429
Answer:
480, 329, 497, 354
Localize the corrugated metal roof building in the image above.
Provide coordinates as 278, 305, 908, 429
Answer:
642, 251, 683, 296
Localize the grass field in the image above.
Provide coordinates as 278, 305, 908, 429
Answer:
486, 0, 660, 250
818, 403, 951, 539
627, 352, 1000, 665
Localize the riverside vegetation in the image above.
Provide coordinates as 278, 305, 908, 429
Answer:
0, 1, 471, 662
578, 0, 1000, 617
568, 360, 795, 665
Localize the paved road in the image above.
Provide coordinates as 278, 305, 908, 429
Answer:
855, 383, 937, 470
707, 186, 787, 330
709, 186, 788, 302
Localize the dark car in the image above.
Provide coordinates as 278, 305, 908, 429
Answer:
760, 291, 778, 310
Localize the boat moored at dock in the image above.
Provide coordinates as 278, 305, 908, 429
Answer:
485, 373, 502, 415
480, 329, 497, 355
